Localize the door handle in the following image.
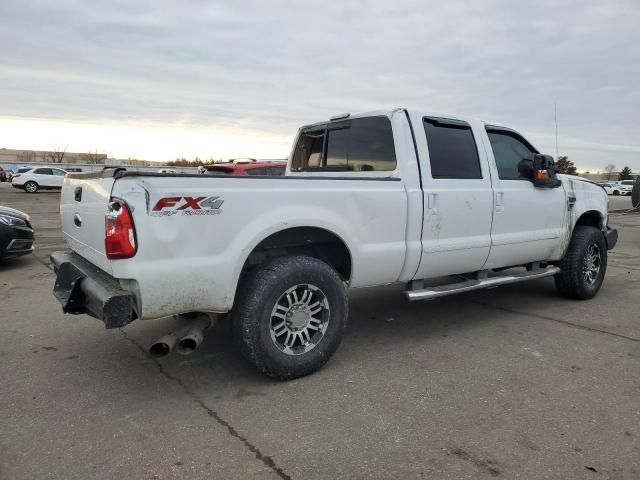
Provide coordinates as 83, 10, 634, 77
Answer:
427, 193, 438, 214
74, 186, 82, 202
495, 192, 505, 212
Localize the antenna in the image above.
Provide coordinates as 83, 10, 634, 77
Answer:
554, 103, 559, 160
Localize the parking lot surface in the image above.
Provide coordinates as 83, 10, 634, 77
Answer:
1, 182, 639, 479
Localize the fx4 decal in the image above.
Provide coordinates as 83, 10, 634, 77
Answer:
150, 196, 224, 217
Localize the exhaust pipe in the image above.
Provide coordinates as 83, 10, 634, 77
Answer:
149, 330, 182, 358
148, 314, 213, 358
175, 314, 212, 356
148, 313, 214, 358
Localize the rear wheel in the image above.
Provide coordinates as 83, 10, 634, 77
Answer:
555, 226, 607, 299
613, 190, 620, 196
24, 181, 38, 193
233, 255, 348, 380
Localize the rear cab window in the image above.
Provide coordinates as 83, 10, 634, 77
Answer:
291, 116, 397, 173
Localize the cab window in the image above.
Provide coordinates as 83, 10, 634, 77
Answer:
291, 116, 396, 172
423, 118, 482, 179
486, 128, 538, 180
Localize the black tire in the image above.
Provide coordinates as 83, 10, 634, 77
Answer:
613, 190, 620, 196
24, 181, 38, 193
233, 255, 348, 380
555, 226, 607, 300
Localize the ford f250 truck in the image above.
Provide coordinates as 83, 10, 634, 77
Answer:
51, 108, 618, 379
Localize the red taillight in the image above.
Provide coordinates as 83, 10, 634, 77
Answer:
13, 174, 21, 178
105, 199, 137, 259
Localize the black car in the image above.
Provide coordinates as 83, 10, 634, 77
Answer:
0, 206, 35, 259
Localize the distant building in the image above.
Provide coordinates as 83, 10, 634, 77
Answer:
0, 148, 107, 165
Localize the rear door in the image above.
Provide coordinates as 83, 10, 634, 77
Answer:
482, 127, 566, 268
410, 114, 494, 279
51, 168, 66, 187
59, 173, 117, 273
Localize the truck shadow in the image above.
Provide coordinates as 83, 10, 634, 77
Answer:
47, 277, 567, 406
124, 278, 561, 387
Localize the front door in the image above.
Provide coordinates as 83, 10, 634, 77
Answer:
482, 127, 566, 269
411, 115, 494, 279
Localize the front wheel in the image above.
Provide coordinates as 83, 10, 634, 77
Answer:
555, 226, 607, 300
233, 255, 348, 380
24, 181, 38, 193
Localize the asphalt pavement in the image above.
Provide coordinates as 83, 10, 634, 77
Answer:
1, 182, 638, 479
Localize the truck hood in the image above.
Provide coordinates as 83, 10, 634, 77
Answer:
0, 205, 30, 221
559, 174, 605, 192
558, 174, 592, 184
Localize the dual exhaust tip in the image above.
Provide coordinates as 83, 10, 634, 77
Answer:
149, 314, 213, 358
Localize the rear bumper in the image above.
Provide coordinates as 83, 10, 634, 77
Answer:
605, 226, 618, 250
51, 251, 136, 328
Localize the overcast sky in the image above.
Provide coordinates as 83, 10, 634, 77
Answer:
1, 0, 639, 171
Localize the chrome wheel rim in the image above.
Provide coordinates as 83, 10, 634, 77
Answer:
26, 183, 36, 192
583, 243, 601, 285
269, 284, 330, 356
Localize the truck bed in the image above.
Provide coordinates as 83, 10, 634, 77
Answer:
59, 170, 412, 319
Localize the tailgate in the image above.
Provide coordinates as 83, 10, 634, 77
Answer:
60, 172, 116, 274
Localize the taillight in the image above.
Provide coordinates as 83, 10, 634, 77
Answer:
105, 199, 137, 259
13, 174, 21, 178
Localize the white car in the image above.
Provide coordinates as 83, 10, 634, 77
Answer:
596, 182, 631, 196
11, 166, 67, 193
608, 182, 633, 196
51, 108, 617, 379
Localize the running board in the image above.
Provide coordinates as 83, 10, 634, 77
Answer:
404, 267, 560, 301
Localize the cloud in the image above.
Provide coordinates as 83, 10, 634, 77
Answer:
1, 0, 639, 170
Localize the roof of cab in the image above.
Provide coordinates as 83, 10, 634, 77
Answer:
298, 108, 502, 130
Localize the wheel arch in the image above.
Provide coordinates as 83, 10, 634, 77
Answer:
239, 226, 353, 283
575, 210, 604, 230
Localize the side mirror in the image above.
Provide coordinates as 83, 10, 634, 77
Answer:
531, 154, 561, 188
517, 159, 534, 179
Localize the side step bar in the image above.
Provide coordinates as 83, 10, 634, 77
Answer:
404, 267, 560, 302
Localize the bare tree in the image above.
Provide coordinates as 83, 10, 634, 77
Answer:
45, 145, 68, 163
79, 150, 106, 164
604, 164, 616, 181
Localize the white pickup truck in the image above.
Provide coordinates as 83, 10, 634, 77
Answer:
52, 108, 618, 379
